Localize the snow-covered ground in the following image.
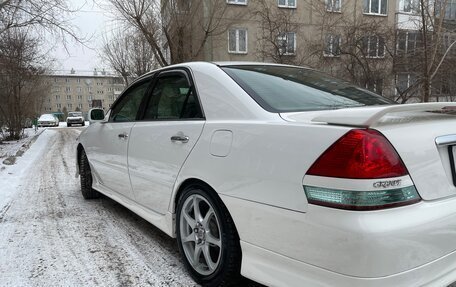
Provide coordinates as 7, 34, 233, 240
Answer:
0, 127, 198, 286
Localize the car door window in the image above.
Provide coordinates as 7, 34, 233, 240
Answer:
143, 74, 203, 120
110, 80, 150, 122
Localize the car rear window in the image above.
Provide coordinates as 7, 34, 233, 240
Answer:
222, 65, 395, 113
68, 112, 82, 117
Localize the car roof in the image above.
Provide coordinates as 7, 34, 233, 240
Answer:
132, 61, 311, 86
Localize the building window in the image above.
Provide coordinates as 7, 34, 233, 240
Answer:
324, 34, 341, 56
77, 95, 83, 100
67, 103, 73, 109
277, 32, 296, 55
65, 87, 71, 92
78, 103, 83, 109
66, 95, 71, 100
88, 96, 92, 101
397, 30, 421, 55
77, 87, 82, 93
362, 35, 385, 58
443, 34, 456, 56
65, 78, 70, 83
278, 0, 296, 8
77, 78, 81, 83
227, 0, 247, 4
436, 0, 456, 19
55, 95, 60, 100
363, 0, 387, 14
56, 103, 62, 109
326, 0, 341, 12
399, 0, 419, 13
396, 73, 417, 94
366, 79, 383, 95
228, 28, 248, 54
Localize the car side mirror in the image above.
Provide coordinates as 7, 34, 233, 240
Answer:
88, 108, 105, 124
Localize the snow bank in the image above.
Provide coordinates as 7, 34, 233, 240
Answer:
0, 129, 55, 210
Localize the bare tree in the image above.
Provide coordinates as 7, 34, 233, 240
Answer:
253, 0, 304, 65
101, 31, 132, 85
0, 29, 49, 140
104, 0, 232, 66
101, 28, 157, 85
0, 0, 79, 43
393, 0, 456, 102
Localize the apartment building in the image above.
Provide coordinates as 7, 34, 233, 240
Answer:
41, 69, 125, 118
163, 0, 398, 96
394, 0, 456, 102
163, 0, 456, 101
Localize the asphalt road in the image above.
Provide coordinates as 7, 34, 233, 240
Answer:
0, 128, 199, 286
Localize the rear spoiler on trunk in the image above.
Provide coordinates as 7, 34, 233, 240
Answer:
311, 103, 456, 128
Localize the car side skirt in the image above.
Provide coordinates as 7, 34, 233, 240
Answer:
91, 180, 175, 238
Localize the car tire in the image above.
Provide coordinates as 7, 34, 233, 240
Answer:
82, 122, 85, 126
67, 123, 71, 127
79, 150, 100, 199
176, 183, 242, 286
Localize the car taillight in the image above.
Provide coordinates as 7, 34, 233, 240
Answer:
304, 129, 421, 210
307, 129, 407, 179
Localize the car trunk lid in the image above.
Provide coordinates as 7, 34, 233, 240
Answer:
281, 103, 456, 201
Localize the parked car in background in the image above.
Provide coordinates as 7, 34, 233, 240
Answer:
37, 114, 59, 127
66, 112, 85, 127
76, 62, 456, 287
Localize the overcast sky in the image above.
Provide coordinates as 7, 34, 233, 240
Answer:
52, 0, 112, 73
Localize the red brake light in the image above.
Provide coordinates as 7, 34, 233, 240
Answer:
307, 129, 408, 179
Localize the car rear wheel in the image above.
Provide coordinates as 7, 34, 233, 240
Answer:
79, 150, 100, 199
176, 184, 241, 286
67, 123, 71, 127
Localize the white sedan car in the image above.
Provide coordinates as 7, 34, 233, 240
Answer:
37, 113, 59, 127
76, 62, 456, 287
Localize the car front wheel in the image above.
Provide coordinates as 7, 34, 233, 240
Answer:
176, 184, 241, 286
79, 150, 100, 199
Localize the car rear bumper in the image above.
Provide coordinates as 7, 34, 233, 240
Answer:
240, 240, 456, 287
38, 122, 57, 127
221, 195, 456, 286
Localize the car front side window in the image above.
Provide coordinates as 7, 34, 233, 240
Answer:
110, 80, 150, 122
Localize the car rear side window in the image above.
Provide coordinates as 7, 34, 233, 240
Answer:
222, 65, 395, 113
142, 74, 203, 120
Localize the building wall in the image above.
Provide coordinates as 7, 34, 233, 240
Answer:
196, 0, 398, 97
41, 73, 125, 117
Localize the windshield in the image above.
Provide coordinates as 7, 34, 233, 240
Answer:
39, 114, 55, 120
68, 112, 82, 117
222, 65, 395, 113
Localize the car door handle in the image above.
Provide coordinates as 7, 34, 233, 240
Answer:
171, 135, 189, 143
118, 132, 129, 139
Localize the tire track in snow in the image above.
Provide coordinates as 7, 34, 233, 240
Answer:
0, 128, 198, 287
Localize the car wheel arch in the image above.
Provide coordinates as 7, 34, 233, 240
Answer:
172, 178, 241, 236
